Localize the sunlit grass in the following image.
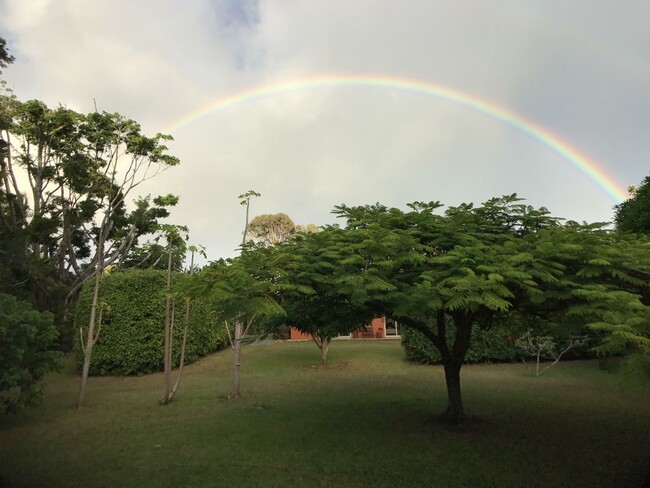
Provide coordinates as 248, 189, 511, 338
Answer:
0, 340, 648, 487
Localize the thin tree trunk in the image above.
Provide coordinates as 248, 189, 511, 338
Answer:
169, 299, 190, 398
169, 250, 196, 400
321, 339, 330, 366
161, 239, 174, 405
229, 321, 243, 398
77, 230, 104, 409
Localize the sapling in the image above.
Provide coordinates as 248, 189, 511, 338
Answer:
516, 329, 586, 376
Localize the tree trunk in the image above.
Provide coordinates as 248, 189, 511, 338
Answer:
77, 232, 104, 409
229, 321, 243, 398
168, 250, 196, 400
169, 299, 190, 399
161, 240, 174, 405
161, 295, 173, 404
441, 358, 464, 425
321, 339, 330, 366
438, 313, 474, 426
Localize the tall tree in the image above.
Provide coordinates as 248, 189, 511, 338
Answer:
238, 190, 260, 246
159, 223, 188, 405
1, 99, 178, 318
77, 113, 179, 408
167, 244, 206, 401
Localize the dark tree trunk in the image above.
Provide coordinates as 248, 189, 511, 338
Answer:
397, 313, 474, 426
441, 358, 464, 425
438, 312, 473, 426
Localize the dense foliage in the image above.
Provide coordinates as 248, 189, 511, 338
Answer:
74, 270, 227, 376
275, 195, 650, 424
1, 37, 180, 352
615, 174, 650, 234
0, 293, 60, 414
273, 228, 377, 364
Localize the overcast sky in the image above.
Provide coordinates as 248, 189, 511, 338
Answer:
1, 0, 649, 261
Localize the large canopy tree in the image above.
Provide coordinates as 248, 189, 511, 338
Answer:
75, 112, 180, 407
329, 195, 649, 425
0, 100, 179, 313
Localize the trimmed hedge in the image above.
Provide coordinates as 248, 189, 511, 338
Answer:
74, 269, 227, 376
401, 324, 526, 364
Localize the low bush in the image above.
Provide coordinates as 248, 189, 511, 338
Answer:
0, 293, 60, 413
74, 269, 227, 376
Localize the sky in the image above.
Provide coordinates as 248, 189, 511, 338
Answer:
1, 0, 649, 262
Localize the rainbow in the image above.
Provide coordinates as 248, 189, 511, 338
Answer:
162, 74, 628, 203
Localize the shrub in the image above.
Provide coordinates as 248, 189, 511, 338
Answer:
74, 269, 227, 376
0, 293, 60, 414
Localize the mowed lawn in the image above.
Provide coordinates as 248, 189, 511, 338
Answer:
0, 340, 648, 488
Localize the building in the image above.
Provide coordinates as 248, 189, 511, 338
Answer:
289, 317, 400, 340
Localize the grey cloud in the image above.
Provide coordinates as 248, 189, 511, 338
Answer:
1, 0, 648, 261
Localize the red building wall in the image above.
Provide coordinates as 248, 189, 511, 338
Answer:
290, 317, 389, 340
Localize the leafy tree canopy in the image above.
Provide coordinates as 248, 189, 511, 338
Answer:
324, 195, 650, 424
247, 212, 296, 246
615, 174, 650, 234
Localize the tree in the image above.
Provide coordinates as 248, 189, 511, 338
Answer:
188, 190, 288, 399
247, 212, 296, 246
168, 244, 206, 400
0, 37, 13, 71
0, 293, 59, 414
275, 228, 375, 365
515, 330, 587, 376
615, 174, 650, 234
238, 190, 260, 246
159, 223, 188, 405
190, 247, 286, 398
0, 98, 179, 331
117, 195, 185, 272
76, 114, 179, 408
330, 196, 650, 425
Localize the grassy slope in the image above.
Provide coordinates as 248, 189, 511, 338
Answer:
0, 340, 648, 488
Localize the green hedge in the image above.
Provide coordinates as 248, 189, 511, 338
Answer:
401, 324, 526, 364
74, 269, 227, 376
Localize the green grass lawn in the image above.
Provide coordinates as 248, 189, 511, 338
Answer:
1, 340, 648, 487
